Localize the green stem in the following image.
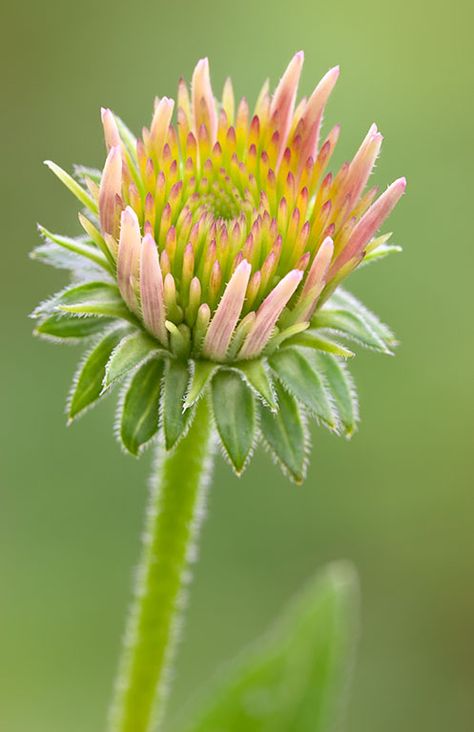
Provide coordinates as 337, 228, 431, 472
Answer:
108, 398, 214, 732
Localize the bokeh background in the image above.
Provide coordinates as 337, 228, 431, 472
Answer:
1, 0, 473, 730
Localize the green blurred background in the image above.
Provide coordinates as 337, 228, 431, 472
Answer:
1, 0, 473, 729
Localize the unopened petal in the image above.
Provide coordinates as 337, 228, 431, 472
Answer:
150, 97, 175, 148
271, 51, 304, 163
140, 233, 168, 345
203, 260, 252, 359
330, 177, 406, 277
192, 58, 218, 143
297, 65, 339, 168
337, 123, 383, 210
99, 145, 122, 235
298, 237, 334, 320
117, 206, 141, 313
101, 108, 121, 150
239, 269, 303, 359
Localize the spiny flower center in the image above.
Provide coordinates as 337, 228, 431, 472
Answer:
80, 52, 405, 363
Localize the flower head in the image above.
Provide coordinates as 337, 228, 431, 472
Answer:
33, 53, 405, 482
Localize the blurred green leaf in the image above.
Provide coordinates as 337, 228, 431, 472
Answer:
175, 562, 359, 732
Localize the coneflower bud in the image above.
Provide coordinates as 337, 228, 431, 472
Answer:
34, 52, 405, 481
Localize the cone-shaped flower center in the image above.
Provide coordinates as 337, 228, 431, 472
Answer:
92, 53, 405, 362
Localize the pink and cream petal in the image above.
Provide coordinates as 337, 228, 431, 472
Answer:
99, 145, 123, 236
239, 270, 304, 359
140, 233, 168, 345
117, 206, 141, 313
203, 260, 252, 360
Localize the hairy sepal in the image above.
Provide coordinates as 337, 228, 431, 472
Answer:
67, 326, 128, 422
44, 160, 98, 214
184, 360, 218, 411
283, 332, 354, 359
269, 348, 338, 432
55, 281, 136, 322
118, 357, 164, 456
259, 380, 308, 484
360, 242, 402, 268
103, 330, 162, 389
36, 225, 113, 273
30, 242, 111, 281
162, 359, 195, 451
211, 369, 257, 475
329, 288, 397, 348
312, 308, 391, 354
34, 312, 116, 342
235, 359, 278, 412
311, 353, 359, 438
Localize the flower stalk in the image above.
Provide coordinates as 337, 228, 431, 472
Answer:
108, 397, 214, 732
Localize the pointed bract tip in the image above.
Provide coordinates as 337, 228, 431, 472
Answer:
320, 235, 334, 255
196, 57, 209, 71
236, 258, 252, 276
122, 205, 139, 226
142, 231, 156, 247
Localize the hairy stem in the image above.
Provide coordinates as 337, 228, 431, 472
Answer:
108, 398, 214, 732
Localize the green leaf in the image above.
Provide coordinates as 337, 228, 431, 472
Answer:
212, 369, 256, 474
104, 331, 161, 389
184, 360, 218, 411
37, 225, 112, 272
237, 359, 277, 412
174, 562, 359, 732
119, 357, 165, 455
259, 381, 307, 484
55, 281, 135, 322
313, 354, 359, 438
44, 160, 98, 213
68, 327, 127, 421
284, 332, 354, 359
34, 312, 115, 341
269, 349, 337, 430
162, 359, 194, 451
